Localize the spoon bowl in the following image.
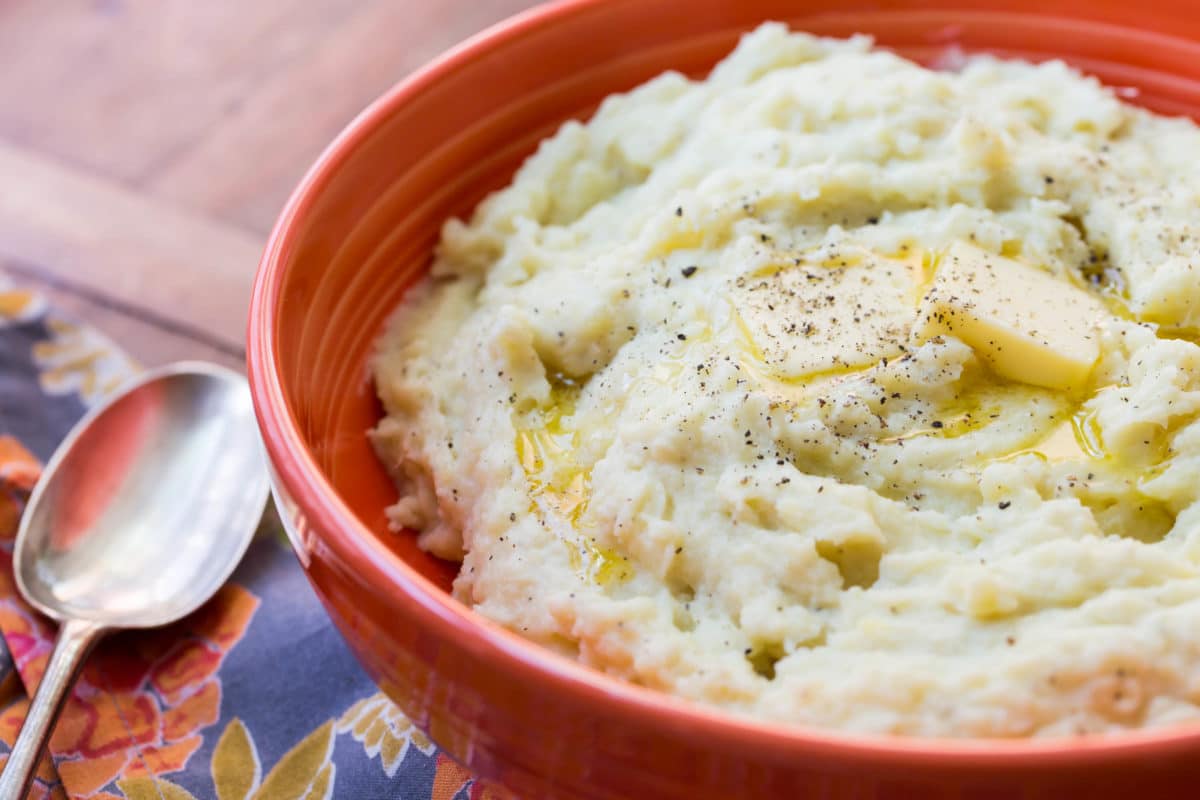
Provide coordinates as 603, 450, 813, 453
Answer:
0, 361, 268, 798
15, 364, 267, 627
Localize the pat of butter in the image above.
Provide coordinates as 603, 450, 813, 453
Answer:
733, 251, 917, 379
912, 242, 1106, 391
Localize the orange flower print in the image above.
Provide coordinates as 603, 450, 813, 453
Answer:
0, 583, 259, 796
162, 682, 220, 741
0, 278, 46, 328
431, 753, 515, 800
0, 695, 65, 800
151, 640, 223, 704
432, 753, 473, 800
0, 437, 39, 492
0, 436, 40, 543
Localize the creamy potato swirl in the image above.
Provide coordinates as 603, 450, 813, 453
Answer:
373, 25, 1200, 736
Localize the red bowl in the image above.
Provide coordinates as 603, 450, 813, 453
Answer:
248, 1, 1200, 797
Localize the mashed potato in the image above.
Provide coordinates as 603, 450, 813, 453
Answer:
371, 24, 1200, 737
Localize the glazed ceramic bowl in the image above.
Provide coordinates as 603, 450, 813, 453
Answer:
247, 1, 1200, 797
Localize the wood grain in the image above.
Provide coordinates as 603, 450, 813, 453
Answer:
0, 0, 357, 184
148, 0, 542, 233
0, 140, 262, 350
0, 0, 541, 365
0, 261, 244, 371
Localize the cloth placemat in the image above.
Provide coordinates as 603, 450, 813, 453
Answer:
0, 278, 496, 800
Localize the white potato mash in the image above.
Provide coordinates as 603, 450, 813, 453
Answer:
372, 24, 1200, 737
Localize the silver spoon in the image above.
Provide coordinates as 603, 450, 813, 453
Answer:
0, 362, 268, 799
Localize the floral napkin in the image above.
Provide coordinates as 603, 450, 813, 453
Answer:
0, 278, 494, 800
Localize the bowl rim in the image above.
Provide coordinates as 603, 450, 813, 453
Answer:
248, 0, 1200, 769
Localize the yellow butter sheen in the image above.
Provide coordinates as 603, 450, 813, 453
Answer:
912, 242, 1107, 392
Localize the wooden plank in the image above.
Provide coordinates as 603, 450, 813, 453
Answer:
0, 0, 540, 362
0, 140, 262, 351
0, 0, 360, 185
147, 0, 543, 232
1, 261, 244, 372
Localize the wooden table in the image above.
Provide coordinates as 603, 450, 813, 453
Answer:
0, 0, 540, 370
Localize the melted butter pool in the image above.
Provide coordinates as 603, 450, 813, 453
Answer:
515, 376, 632, 585
516, 243, 1185, 570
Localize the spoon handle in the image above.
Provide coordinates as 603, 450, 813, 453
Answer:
0, 618, 105, 799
